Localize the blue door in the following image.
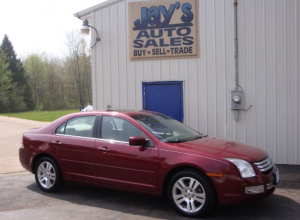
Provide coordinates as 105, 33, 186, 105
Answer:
142, 81, 183, 122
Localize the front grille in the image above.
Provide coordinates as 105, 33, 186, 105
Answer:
254, 157, 273, 173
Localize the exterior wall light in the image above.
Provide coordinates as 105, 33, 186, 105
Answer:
81, 18, 100, 48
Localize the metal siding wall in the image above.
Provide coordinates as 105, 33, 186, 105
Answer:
118, 0, 128, 108
91, 0, 300, 164
239, 0, 300, 164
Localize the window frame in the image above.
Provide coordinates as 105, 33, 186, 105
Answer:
55, 115, 99, 139
99, 115, 153, 147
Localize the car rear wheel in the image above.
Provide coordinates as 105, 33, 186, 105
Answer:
35, 157, 63, 192
167, 170, 216, 217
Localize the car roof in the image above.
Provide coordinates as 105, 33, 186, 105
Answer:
77, 109, 154, 116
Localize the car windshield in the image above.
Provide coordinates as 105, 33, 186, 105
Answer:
131, 112, 204, 143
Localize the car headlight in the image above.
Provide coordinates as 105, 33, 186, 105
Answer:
225, 158, 256, 178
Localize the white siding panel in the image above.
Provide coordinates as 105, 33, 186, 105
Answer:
295, 1, 300, 164
91, 0, 300, 164
118, 0, 128, 108
125, 0, 136, 109
239, 0, 300, 164
254, 0, 266, 151
188, 58, 198, 130
110, 3, 119, 108
152, 60, 161, 80
198, 0, 208, 135
101, 7, 112, 109
143, 61, 152, 81
275, 0, 287, 164
224, 0, 235, 141
135, 60, 143, 109
170, 59, 179, 80
286, 0, 298, 164
178, 59, 188, 123
215, 0, 226, 138
94, 10, 104, 109
265, 0, 277, 160
161, 60, 170, 80
206, 0, 217, 136
91, 12, 97, 110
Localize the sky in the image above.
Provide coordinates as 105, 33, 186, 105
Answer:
0, 0, 106, 58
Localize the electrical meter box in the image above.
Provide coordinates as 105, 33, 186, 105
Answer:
231, 90, 243, 110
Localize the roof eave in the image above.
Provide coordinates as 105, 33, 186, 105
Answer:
74, 0, 121, 19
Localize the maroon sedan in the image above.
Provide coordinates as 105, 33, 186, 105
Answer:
19, 110, 279, 217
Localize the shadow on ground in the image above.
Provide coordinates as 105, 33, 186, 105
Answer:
27, 183, 300, 220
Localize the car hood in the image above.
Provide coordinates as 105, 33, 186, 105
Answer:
167, 136, 268, 163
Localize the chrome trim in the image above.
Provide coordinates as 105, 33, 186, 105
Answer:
55, 134, 153, 146
267, 182, 275, 190
97, 138, 128, 144
55, 134, 96, 141
254, 157, 273, 172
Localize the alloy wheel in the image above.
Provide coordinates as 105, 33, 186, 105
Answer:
37, 161, 56, 189
172, 177, 206, 213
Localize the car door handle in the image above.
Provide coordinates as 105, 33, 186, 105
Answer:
101, 147, 110, 152
51, 140, 62, 145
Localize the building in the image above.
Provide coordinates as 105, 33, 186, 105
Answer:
74, 0, 300, 165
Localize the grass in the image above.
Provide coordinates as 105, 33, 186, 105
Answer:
0, 109, 78, 122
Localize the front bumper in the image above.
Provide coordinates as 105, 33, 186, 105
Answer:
211, 165, 278, 205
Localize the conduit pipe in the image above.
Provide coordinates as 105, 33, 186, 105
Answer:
233, 0, 240, 121
233, 0, 238, 91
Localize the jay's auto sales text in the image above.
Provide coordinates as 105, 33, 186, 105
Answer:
129, 0, 198, 60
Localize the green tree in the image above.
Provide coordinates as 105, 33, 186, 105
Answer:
0, 49, 12, 111
23, 53, 47, 110
66, 31, 92, 106
0, 35, 34, 111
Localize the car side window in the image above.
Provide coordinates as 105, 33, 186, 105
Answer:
64, 116, 96, 138
56, 123, 66, 134
101, 116, 146, 142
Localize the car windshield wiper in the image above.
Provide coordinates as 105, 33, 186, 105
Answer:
192, 136, 203, 140
166, 139, 184, 143
166, 134, 208, 143
192, 135, 208, 140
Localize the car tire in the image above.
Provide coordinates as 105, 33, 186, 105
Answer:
167, 169, 217, 217
34, 157, 64, 192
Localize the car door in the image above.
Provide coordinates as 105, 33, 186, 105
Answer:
95, 115, 159, 192
51, 115, 97, 183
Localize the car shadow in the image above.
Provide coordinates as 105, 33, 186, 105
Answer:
26, 183, 300, 220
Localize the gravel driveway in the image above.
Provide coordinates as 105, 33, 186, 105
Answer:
0, 116, 48, 174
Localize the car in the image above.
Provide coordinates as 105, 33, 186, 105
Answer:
19, 110, 279, 217
81, 105, 93, 112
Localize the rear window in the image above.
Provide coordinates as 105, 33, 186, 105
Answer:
56, 123, 66, 134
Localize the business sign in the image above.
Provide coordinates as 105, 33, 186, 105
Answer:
129, 0, 198, 60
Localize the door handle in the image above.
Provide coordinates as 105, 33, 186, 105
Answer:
101, 146, 110, 152
51, 140, 62, 145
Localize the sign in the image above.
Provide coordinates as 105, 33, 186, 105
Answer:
129, 0, 198, 60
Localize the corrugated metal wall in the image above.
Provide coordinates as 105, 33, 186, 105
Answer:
90, 0, 300, 165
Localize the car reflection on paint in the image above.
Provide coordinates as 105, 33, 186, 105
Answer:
19, 109, 279, 217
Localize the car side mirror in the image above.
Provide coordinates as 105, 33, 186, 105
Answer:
129, 136, 147, 147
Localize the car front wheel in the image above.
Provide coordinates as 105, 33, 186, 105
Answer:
168, 170, 216, 217
34, 157, 63, 192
